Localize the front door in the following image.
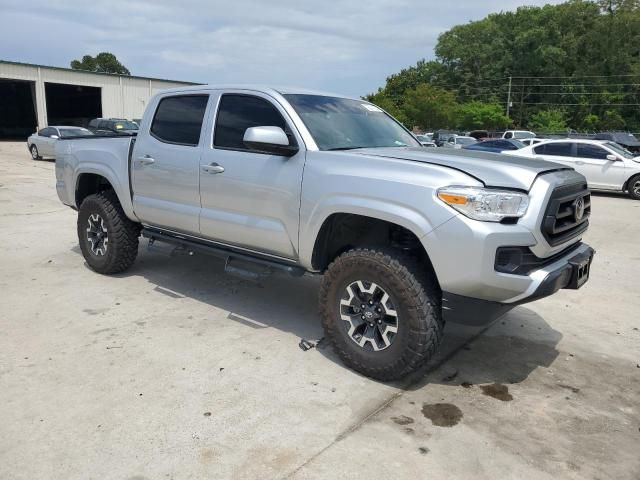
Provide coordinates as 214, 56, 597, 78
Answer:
199, 92, 305, 260
575, 143, 627, 190
132, 93, 210, 234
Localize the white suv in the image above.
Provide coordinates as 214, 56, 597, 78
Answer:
508, 138, 640, 200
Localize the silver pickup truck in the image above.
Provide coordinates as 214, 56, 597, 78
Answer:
55, 85, 594, 380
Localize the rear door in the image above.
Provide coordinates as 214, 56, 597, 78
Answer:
132, 93, 211, 234
576, 143, 626, 190
198, 92, 306, 259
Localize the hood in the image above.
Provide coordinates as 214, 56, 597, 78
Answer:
353, 147, 570, 191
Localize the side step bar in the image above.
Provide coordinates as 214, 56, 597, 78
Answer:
142, 228, 306, 278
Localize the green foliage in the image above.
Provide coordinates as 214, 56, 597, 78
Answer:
401, 84, 457, 130
369, 0, 640, 132
582, 114, 600, 131
71, 53, 130, 75
455, 102, 511, 130
528, 109, 569, 132
600, 110, 626, 129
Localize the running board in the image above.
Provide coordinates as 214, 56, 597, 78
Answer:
142, 228, 305, 278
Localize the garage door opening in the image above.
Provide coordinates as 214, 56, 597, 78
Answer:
0, 79, 37, 140
45, 82, 102, 128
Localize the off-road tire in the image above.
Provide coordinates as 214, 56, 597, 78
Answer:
77, 190, 140, 274
628, 174, 640, 200
319, 248, 443, 381
30, 145, 41, 160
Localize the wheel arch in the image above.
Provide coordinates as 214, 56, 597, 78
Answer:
309, 212, 441, 293
73, 165, 138, 221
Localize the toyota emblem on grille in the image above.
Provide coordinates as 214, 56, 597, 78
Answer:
573, 197, 585, 222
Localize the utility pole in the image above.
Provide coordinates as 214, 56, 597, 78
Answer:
506, 76, 512, 119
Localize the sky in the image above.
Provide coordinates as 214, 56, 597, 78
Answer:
0, 0, 564, 97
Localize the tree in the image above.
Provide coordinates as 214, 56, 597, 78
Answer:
599, 110, 626, 130
454, 102, 511, 130
581, 114, 600, 131
528, 109, 568, 132
401, 84, 458, 130
367, 1, 640, 131
71, 52, 130, 75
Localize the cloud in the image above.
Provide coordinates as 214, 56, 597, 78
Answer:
0, 0, 565, 96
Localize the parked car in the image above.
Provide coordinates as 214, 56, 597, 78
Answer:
506, 138, 640, 200
503, 130, 536, 140
432, 130, 458, 146
521, 138, 544, 147
593, 132, 640, 154
415, 134, 436, 147
463, 139, 524, 153
88, 118, 139, 135
27, 126, 93, 160
55, 85, 594, 380
441, 135, 477, 149
467, 130, 489, 141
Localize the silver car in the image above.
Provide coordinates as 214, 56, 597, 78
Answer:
27, 126, 93, 160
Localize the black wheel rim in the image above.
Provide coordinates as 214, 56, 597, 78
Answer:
339, 280, 399, 351
86, 213, 108, 256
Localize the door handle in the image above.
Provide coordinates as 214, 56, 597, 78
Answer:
202, 163, 225, 174
575, 161, 585, 165
136, 155, 155, 165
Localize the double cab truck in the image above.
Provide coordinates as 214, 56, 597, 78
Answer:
55, 85, 594, 380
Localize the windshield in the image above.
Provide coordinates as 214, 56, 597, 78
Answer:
605, 141, 635, 159
456, 137, 476, 145
284, 94, 420, 150
59, 128, 93, 138
509, 139, 526, 148
113, 121, 138, 130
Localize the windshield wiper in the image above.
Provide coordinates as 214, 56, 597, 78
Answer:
326, 146, 368, 151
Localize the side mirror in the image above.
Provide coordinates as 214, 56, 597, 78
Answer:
243, 126, 298, 157
606, 154, 618, 161
50, 135, 59, 139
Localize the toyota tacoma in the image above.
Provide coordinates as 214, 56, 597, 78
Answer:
55, 86, 595, 380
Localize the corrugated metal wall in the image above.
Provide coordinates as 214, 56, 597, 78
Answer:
0, 61, 194, 128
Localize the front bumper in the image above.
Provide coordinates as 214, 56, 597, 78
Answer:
440, 241, 594, 325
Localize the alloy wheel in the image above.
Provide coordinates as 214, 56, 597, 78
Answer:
339, 280, 399, 351
86, 213, 108, 256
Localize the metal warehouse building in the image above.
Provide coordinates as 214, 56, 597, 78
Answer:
0, 60, 197, 139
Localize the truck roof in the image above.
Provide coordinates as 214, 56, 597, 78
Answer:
157, 84, 353, 99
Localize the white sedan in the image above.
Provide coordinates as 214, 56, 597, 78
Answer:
27, 126, 93, 160
506, 138, 640, 200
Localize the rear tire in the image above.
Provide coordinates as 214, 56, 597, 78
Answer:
77, 190, 140, 274
319, 248, 443, 381
30, 145, 41, 160
628, 175, 640, 200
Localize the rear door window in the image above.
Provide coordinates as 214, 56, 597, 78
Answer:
535, 142, 573, 157
150, 95, 209, 146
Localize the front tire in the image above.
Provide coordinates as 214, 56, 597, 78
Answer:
628, 175, 640, 200
30, 145, 41, 160
77, 190, 140, 274
319, 248, 443, 381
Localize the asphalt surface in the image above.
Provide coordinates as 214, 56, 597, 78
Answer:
0, 141, 638, 480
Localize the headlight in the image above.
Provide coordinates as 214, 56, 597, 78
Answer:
437, 186, 529, 222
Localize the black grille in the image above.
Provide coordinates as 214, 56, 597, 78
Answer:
542, 182, 591, 247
